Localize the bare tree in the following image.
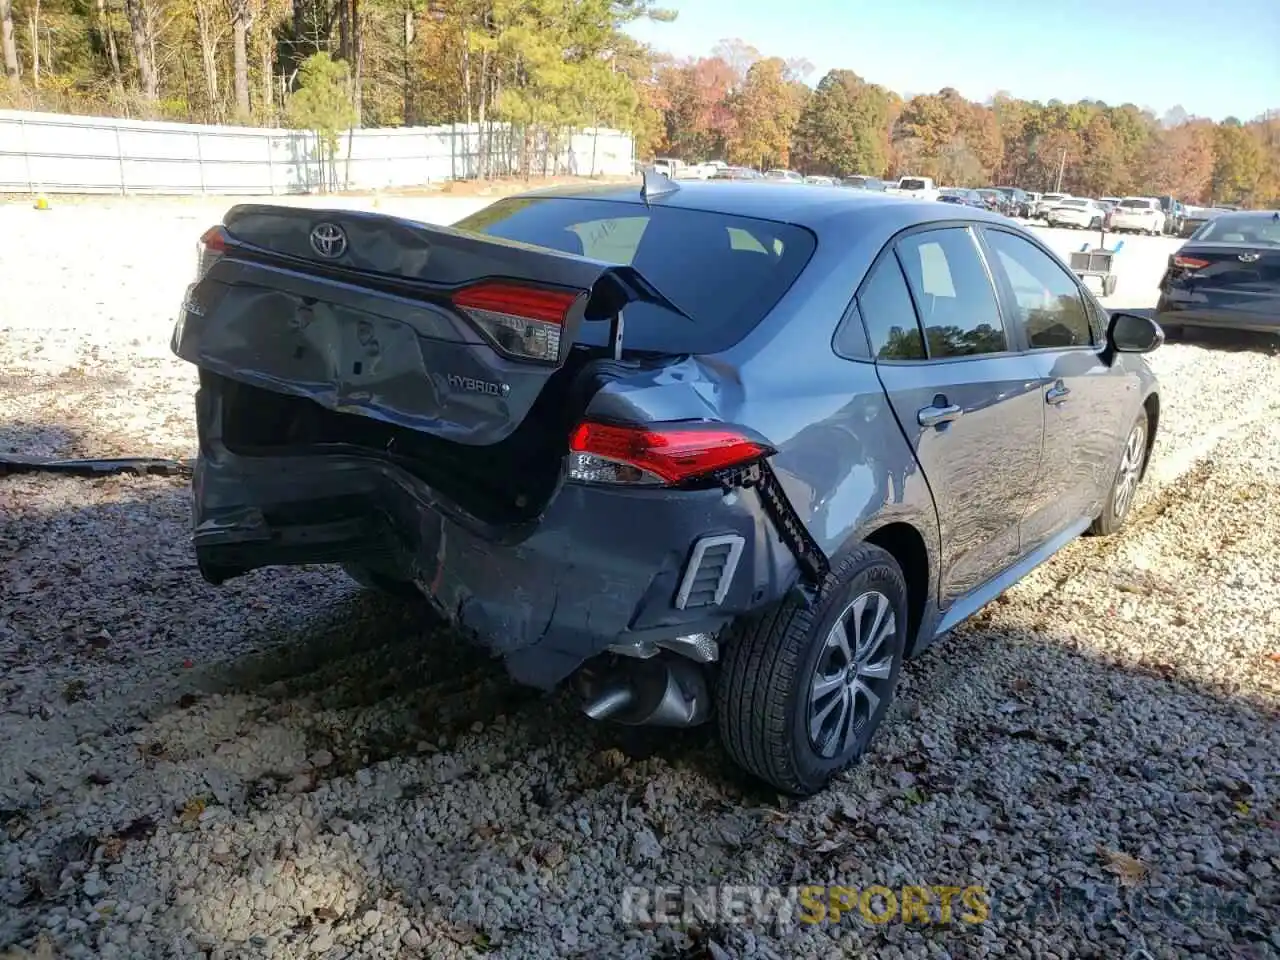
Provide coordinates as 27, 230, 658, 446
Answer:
193, 0, 224, 116
2, 0, 19, 81
95, 0, 123, 83
227, 0, 251, 119
123, 0, 159, 100
26, 0, 39, 86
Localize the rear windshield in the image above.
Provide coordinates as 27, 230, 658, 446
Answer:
1192, 213, 1280, 244
1061, 199, 1088, 207
452, 197, 817, 354
1119, 199, 1153, 209
899, 179, 928, 191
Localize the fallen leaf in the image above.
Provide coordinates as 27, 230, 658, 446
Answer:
1097, 845, 1149, 887
179, 796, 206, 825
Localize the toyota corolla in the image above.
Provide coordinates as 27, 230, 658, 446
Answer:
172, 178, 1163, 795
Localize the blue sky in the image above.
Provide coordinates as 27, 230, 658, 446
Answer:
626, 0, 1280, 122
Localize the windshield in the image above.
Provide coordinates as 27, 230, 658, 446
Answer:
899, 179, 928, 191
452, 197, 818, 354
1119, 199, 1153, 209
1191, 213, 1280, 245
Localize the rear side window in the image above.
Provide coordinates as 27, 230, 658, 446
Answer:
896, 228, 1008, 357
452, 197, 816, 354
852, 254, 926, 360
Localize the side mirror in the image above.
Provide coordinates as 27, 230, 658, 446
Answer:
1107, 311, 1165, 354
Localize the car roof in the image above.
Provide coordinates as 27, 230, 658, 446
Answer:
509, 180, 1019, 234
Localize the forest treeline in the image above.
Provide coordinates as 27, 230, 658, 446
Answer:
1, 0, 1276, 204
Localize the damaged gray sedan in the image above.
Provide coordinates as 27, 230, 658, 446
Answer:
172, 177, 1163, 795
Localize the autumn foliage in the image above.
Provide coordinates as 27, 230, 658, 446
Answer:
650, 42, 1280, 207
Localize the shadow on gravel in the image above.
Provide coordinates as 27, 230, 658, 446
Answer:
3, 459, 1278, 959
1164, 326, 1280, 356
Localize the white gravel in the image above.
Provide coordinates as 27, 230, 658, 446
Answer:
1, 196, 1278, 959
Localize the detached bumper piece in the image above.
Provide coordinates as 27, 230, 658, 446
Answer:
0, 455, 193, 478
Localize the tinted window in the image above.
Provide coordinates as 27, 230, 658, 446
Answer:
896, 228, 1007, 357
852, 254, 926, 360
453, 197, 816, 354
983, 230, 1092, 349
1192, 213, 1280, 245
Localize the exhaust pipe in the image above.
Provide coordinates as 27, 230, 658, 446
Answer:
577, 654, 711, 728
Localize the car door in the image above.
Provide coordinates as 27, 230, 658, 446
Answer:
978, 226, 1135, 551
862, 225, 1046, 608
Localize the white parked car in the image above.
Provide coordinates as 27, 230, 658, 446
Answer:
803, 175, 839, 186
887, 176, 940, 200
1035, 193, 1070, 219
1109, 197, 1167, 235
1045, 197, 1106, 230
764, 169, 804, 183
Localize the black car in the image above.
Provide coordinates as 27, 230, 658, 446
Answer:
1156, 210, 1280, 338
938, 188, 985, 208
995, 186, 1032, 218
843, 175, 887, 191
975, 189, 1011, 215
1178, 206, 1220, 238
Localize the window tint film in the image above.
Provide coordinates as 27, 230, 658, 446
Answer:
856, 254, 926, 360
984, 230, 1092, 349
452, 197, 817, 354
896, 228, 1007, 357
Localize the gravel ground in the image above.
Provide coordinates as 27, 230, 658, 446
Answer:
1, 197, 1278, 959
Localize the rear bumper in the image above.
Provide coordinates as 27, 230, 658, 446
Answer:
1109, 215, 1158, 231
191, 389, 799, 690
1155, 295, 1280, 333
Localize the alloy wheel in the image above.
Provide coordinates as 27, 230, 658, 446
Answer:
807, 591, 897, 759
1113, 421, 1147, 520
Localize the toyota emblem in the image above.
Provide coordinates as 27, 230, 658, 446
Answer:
309, 222, 348, 259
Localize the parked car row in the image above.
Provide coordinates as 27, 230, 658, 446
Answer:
650, 164, 1247, 245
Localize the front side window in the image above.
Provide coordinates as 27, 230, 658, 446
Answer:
983, 230, 1092, 349
895, 228, 1007, 357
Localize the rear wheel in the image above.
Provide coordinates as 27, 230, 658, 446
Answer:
717, 544, 909, 796
1090, 217, 1103, 230
1089, 410, 1150, 536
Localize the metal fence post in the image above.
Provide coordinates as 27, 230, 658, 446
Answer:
266, 134, 276, 195
195, 131, 206, 194
114, 124, 127, 195
450, 124, 457, 182
18, 116, 34, 195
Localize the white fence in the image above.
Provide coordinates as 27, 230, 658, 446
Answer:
0, 110, 636, 195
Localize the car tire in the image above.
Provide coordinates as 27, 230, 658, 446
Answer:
1090, 217, 1102, 230
1102, 274, 1119, 297
716, 543, 909, 796
341, 561, 424, 600
1088, 409, 1150, 537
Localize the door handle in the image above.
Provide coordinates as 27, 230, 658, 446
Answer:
1046, 382, 1071, 405
918, 403, 963, 427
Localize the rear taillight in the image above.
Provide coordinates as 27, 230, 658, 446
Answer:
451, 281, 581, 363
567, 421, 773, 486
196, 225, 226, 281
1172, 255, 1210, 270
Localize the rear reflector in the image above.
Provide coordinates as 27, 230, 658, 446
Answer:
567, 421, 773, 486
452, 281, 581, 363
1172, 255, 1210, 270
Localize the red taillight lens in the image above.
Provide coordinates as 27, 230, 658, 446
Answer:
1172, 255, 1210, 270
451, 281, 581, 363
196, 225, 226, 280
567, 421, 773, 486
